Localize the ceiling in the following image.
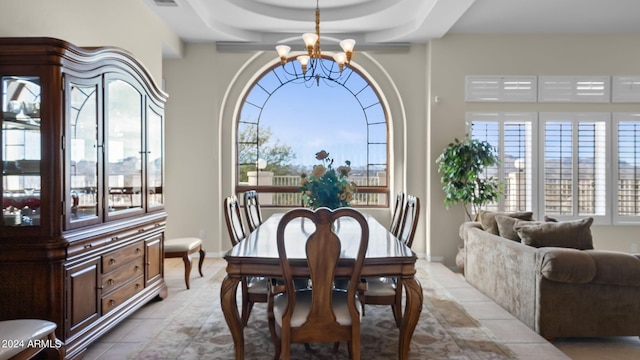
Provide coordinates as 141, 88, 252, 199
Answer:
142, 0, 640, 51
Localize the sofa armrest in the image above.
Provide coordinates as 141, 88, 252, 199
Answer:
538, 247, 596, 283
538, 248, 640, 286
461, 222, 538, 328
586, 250, 640, 286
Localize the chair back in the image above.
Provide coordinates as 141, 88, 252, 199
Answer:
224, 195, 246, 246
389, 191, 405, 237
275, 207, 369, 338
397, 195, 420, 248
243, 190, 263, 232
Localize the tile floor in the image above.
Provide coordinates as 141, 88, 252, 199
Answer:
83, 257, 637, 360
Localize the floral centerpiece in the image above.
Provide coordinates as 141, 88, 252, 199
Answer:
300, 150, 357, 209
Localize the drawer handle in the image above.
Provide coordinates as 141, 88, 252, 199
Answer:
109, 259, 116, 265
97, 285, 104, 289
111, 236, 118, 241
109, 299, 116, 306
134, 266, 140, 272
108, 279, 114, 285
84, 244, 92, 249
138, 228, 145, 233
135, 284, 141, 289
135, 248, 142, 254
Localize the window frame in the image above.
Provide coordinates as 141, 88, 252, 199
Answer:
235, 56, 390, 208
537, 112, 611, 224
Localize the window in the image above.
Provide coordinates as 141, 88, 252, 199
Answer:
540, 113, 608, 220
470, 112, 621, 224
236, 58, 389, 207
469, 113, 535, 213
614, 113, 640, 223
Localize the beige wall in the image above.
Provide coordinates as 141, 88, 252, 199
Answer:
0, 0, 181, 83
3, 1, 640, 265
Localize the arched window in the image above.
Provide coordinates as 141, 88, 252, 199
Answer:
236, 57, 389, 207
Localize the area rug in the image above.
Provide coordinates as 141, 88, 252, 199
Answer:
129, 264, 517, 360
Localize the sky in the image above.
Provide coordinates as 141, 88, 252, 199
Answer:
241, 59, 386, 171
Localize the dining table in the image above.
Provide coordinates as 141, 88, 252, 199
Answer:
220, 211, 423, 360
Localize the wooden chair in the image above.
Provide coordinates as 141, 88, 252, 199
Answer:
164, 237, 205, 289
0, 319, 65, 360
224, 195, 246, 247
360, 195, 420, 327
244, 190, 263, 232
389, 191, 405, 237
267, 207, 369, 359
224, 194, 268, 326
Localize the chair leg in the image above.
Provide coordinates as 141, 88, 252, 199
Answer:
241, 279, 253, 326
181, 253, 193, 289
267, 298, 281, 360
392, 280, 404, 327
197, 247, 205, 277
348, 340, 355, 359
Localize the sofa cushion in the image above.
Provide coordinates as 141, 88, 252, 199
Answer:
538, 247, 597, 283
495, 215, 541, 241
477, 210, 534, 235
516, 217, 594, 250
586, 250, 640, 286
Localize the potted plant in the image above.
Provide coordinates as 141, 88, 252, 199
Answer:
436, 134, 503, 273
436, 135, 504, 220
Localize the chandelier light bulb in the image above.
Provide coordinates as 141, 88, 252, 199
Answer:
297, 55, 310, 73
333, 52, 346, 72
275, 45, 291, 65
340, 39, 356, 63
302, 33, 318, 55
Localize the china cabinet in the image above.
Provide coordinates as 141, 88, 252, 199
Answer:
0, 38, 168, 359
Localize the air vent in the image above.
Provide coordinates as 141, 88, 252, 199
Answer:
154, 0, 178, 7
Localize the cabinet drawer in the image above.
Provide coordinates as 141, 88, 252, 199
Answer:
101, 276, 144, 315
101, 257, 144, 294
102, 242, 144, 273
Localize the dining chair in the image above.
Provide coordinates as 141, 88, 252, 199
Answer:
267, 207, 369, 359
389, 191, 405, 237
360, 194, 420, 327
223, 194, 268, 326
243, 190, 263, 232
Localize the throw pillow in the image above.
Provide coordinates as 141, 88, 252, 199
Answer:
495, 215, 541, 241
477, 210, 534, 235
515, 217, 594, 250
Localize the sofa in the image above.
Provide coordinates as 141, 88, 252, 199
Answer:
460, 211, 640, 339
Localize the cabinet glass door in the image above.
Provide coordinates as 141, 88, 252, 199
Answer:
106, 79, 143, 215
67, 79, 100, 227
147, 107, 163, 209
1, 76, 41, 226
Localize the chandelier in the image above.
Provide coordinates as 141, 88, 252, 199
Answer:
274, 0, 356, 83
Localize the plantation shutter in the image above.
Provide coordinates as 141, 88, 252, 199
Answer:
538, 76, 610, 103
469, 112, 535, 213
465, 76, 537, 102
614, 113, 640, 223
540, 113, 608, 219
612, 76, 640, 103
